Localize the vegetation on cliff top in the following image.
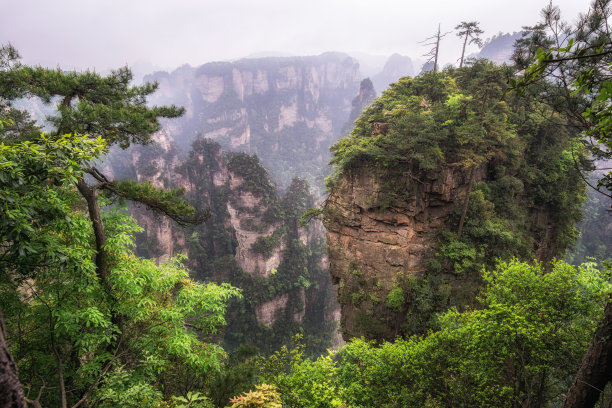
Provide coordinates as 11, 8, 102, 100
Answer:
329, 61, 507, 184
325, 60, 586, 338
258, 259, 611, 408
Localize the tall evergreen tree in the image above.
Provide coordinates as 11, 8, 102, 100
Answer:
455, 21, 484, 68
0, 45, 205, 288
0, 46, 213, 406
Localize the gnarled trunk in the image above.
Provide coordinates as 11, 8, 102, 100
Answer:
76, 177, 109, 289
562, 299, 612, 408
0, 309, 26, 408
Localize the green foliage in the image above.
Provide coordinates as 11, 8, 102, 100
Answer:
328, 62, 516, 191
0, 136, 241, 407
0, 107, 41, 143
327, 62, 585, 293
511, 0, 612, 193
93, 367, 165, 408
0, 47, 201, 250
172, 391, 213, 408
298, 207, 324, 227
1, 203, 240, 406
112, 179, 207, 226
438, 235, 479, 275
226, 384, 282, 408
0, 43, 21, 70
205, 345, 260, 408
386, 286, 404, 311
226, 153, 277, 205
258, 335, 340, 408
0, 64, 184, 147
328, 73, 450, 189
269, 260, 610, 408
326, 62, 586, 340
250, 235, 281, 257
0, 133, 105, 272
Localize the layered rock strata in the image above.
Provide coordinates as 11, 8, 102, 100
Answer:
324, 166, 480, 341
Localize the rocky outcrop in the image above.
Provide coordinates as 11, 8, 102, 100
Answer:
225, 180, 282, 278
324, 166, 479, 341
371, 54, 417, 94
341, 78, 377, 136
99, 52, 376, 352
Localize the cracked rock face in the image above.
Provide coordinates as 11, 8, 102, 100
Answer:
324, 166, 477, 341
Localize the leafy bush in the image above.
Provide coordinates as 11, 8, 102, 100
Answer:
266, 260, 610, 408
386, 286, 404, 310
226, 384, 282, 408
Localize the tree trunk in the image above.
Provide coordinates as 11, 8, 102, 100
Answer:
434, 24, 441, 73
76, 176, 123, 348
460, 34, 468, 68
562, 299, 612, 408
0, 309, 26, 408
76, 177, 109, 290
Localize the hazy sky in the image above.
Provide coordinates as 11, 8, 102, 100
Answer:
2, 0, 588, 74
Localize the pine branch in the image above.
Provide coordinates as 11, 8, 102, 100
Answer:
85, 168, 209, 226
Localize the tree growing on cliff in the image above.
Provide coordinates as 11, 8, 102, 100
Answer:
455, 21, 484, 68
0, 47, 233, 406
326, 60, 586, 340
0, 44, 207, 296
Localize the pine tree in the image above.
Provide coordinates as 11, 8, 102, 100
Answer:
455, 21, 484, 68
0, 46, 210, 406
0, 45, 206, 287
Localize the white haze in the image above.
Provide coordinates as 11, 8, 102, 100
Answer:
2, 0, 587, 74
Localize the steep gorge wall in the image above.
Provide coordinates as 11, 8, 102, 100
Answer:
323, 64, 586, 342
145, 53, 361, 192
98, 53, 369, 353
106, 137, 338, 353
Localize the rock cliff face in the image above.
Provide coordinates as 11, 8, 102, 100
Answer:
145, 53, 361, 192
98, 53, 371, 353
371, 53, 417, 94
324, 162, 568, 342
324, 166, 480, 340
323, 65, 585, 342
341, 78, 377, 136
108, 137, 337, 353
